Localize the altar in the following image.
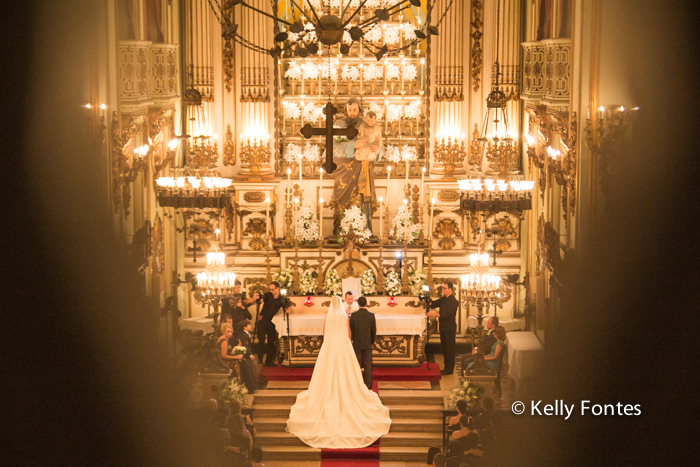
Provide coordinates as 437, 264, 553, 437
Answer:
269, 297, 433, 367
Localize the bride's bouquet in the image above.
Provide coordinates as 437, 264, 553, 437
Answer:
232, 346, 247, 356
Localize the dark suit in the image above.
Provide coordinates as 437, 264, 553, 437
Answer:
430, 294, 459, 373
349, 307, 376, 390
258, 292, 285, 365
461, 329, 496, 375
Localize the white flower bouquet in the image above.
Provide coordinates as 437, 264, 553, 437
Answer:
296, 204, 319, 243
401, 145, 418, 162
385, 63, 401, 80
403, 100, 422, 120
402, 63, 418, 81
361, 269, 378, 296
217, 377, 250, 408
401, 22, 417, 41
368, 102, 384, 120
391, 204, 422, 243
323, 268, 343, 296
385, 145, 402, 164
339, 205, 371, 243
364, 24, 383, 43
341, 64, 360, 81
273, 268, 294, 290
302, 103, 323, 123
383, 24, 401, 45
284, 60, 302, 80
408, 270, 427, 296
232, 346, 247, 356
284, 142, 302, 163
363, 63, 384, 81
386, 104, 402, 123
447, 379, 480, 410
384, 270, 402, 296
302, 143, 322, 162
299, 269, 318, 295
302, 63, 319, 80
282, 101, 301, 120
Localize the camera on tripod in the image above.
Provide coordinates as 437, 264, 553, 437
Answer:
418, 284, 431, 305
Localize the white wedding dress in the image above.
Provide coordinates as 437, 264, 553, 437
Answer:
286, 296, 391, 448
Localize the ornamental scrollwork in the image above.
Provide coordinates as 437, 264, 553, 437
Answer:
294, 336, 324, 355
372, 336, 408, 355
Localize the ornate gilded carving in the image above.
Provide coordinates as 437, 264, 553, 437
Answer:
243, 218, 267, 250
468, 212, 482, 241
243, 192, 266, 203
436, 66, 464, 101
243, 277, 268, 297
110, 111, 145, 215
294, 336, 324, 355
240, 139, 272, 182
152, 214, 165, 275
470, 0, 483, 92
435, 218, 461, 250
437, 190, 460, 203
184, 212, 219, 253
406, 300, 423, 308
241, 67, 270, 102
521, 42, 545, 101
223, 124, 235, 166
321, 301, 331, 307
367, 300, 380, 308
491, 216, 517, 252
468, 124, 482, 171
372, 336, 408, 355
537, 215, 564, 285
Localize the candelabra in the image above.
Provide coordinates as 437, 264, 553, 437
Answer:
458, 179, 535, 215
239, 134, 271, 182
155, 171, 232, 209
434, 133, 466, 181
196, 251, 237, 373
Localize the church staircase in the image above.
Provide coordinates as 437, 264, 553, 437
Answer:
252, 389, 444, 463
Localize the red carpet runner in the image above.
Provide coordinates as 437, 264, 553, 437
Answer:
260, 362, 440, 381
319, 381, 381, 467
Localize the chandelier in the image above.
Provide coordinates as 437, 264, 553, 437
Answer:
207, 0, 457, 60
458, 178, 534, 214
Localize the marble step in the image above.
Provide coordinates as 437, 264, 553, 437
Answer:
260, 446, 429, 463
255, 431, 442, 448
252, 404, 444, 419
380, 446, 432, 462
253, 389, 444, 406
255, 417, 443, 433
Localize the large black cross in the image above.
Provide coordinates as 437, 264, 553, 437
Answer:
300, 102, 358, 174
187, 238, 202, 263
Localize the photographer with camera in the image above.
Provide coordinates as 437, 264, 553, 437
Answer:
244, 282, 286, 366
426, 282, 459, 375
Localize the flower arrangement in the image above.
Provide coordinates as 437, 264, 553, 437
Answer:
321, 60, 339, 81
232, 346, 247, 356
386, 104, 402, 123
273, 268, 294, 290
361, 269, 378, 296
447, 379, 481, 410
391, 204, 422, 243
402, 63, 418, 81
364, 25, 383, 43
401, 22, 417, 41
323, 268, 343, 296
296, 205, 319, 243
368, 102, 384, 120
401, 145, 418, 162
408, 270, 427, 296
363, 63, 384, 81
282, 101, 301, 120
341, 65, 360, 81
284, 142, 302, 163
216, 377, 250, 408
339, 205, 371, 243
302, 63, 319, 80
383, 24, 402, 45
299, 269, 318, 295
403, 100, 422, 120
288, 23, 316, 43
302, 103, 323, 123
302, 143, 322, 162
385, 63, 401, 80
284, 60, 302, 80
384, 270, 402, 296
385, 145, 402, 164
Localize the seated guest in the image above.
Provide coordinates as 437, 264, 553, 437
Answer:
227, 400, 253, 456
445, 439, 466, 467
461, 317, 498, 375
218, 324, 257, 393
448, 399, 468, 431
237, 319, 258, 377
450, 415, 476, 445
432, 453, 446, 467
216, 428, 250, 467
474, 397, 494, 431
425, 446, 442, 466
467, 326, 506, 373
250, 446, 265, 467
461, 432, 484, 462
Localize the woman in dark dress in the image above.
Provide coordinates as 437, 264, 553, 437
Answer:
218, 323, 258, 393
227, 399, 254, 456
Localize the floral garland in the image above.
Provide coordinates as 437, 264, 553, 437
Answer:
384, 270, 402, 296
296, 205, 319, 243
361, 269, 377, 296
323, 268, 343, 296
299, 269, 318, 295
216, 377, 250, 408
391, 204, 422, 243
339, 206, 371, 243
408, 270, 427, 296
272, 268, 293, 290
447, 379, 480, 410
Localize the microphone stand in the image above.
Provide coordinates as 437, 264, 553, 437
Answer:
251, 299, 261, 355
281, 289, 291, 367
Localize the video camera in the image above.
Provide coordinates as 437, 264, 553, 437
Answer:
418, 284, 432, 309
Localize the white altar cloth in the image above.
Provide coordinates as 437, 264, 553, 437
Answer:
181, 316, 215, 334
271, 313, 427, 337
506, 331, 544, 389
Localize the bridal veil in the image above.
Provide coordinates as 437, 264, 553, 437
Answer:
286, 296, 391, 448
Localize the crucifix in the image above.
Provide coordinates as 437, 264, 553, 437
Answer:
300, 101, 358, 174
187, 238, 202, 263
485, 227, 504, 266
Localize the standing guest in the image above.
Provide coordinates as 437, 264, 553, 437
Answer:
236, 319, 257, 373
427, 282, 459, 375
244, 282, 286, 366
344, 291, 359, 315
349, 296, 376, 390
461, 317, 498, 375
231, 297, 253, 324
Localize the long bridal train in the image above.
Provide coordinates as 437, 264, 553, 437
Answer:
286, 296, 391, 449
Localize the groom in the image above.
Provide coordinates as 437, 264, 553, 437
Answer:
349, 296, 376, 390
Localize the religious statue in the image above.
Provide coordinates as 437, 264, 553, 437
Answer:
330, 98, 384, 235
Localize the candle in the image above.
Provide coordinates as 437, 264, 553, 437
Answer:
287, 167, 292, 204
319, 167, 323, 196
429, 197, 435, 239
318, 197, 323, 241
378, 196, 384, 239
405, 159, 409, 184
299, 154, 303, 186
265, 196, 271, 239
293, 197, 299, 235
420, 166, 425, 205
386, 165, 391, 208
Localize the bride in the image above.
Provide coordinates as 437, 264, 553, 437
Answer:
286, 296, 391, 448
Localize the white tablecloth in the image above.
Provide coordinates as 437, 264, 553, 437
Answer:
466, 315, 525, 332
506, 331, 544, 388
271, 313, 427, 337
181, 316, 215, 334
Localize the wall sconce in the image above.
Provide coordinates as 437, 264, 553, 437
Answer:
585, 105, 638, 155
85, 103, 107, 146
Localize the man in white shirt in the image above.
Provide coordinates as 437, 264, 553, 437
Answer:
344, 291, 359, 315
